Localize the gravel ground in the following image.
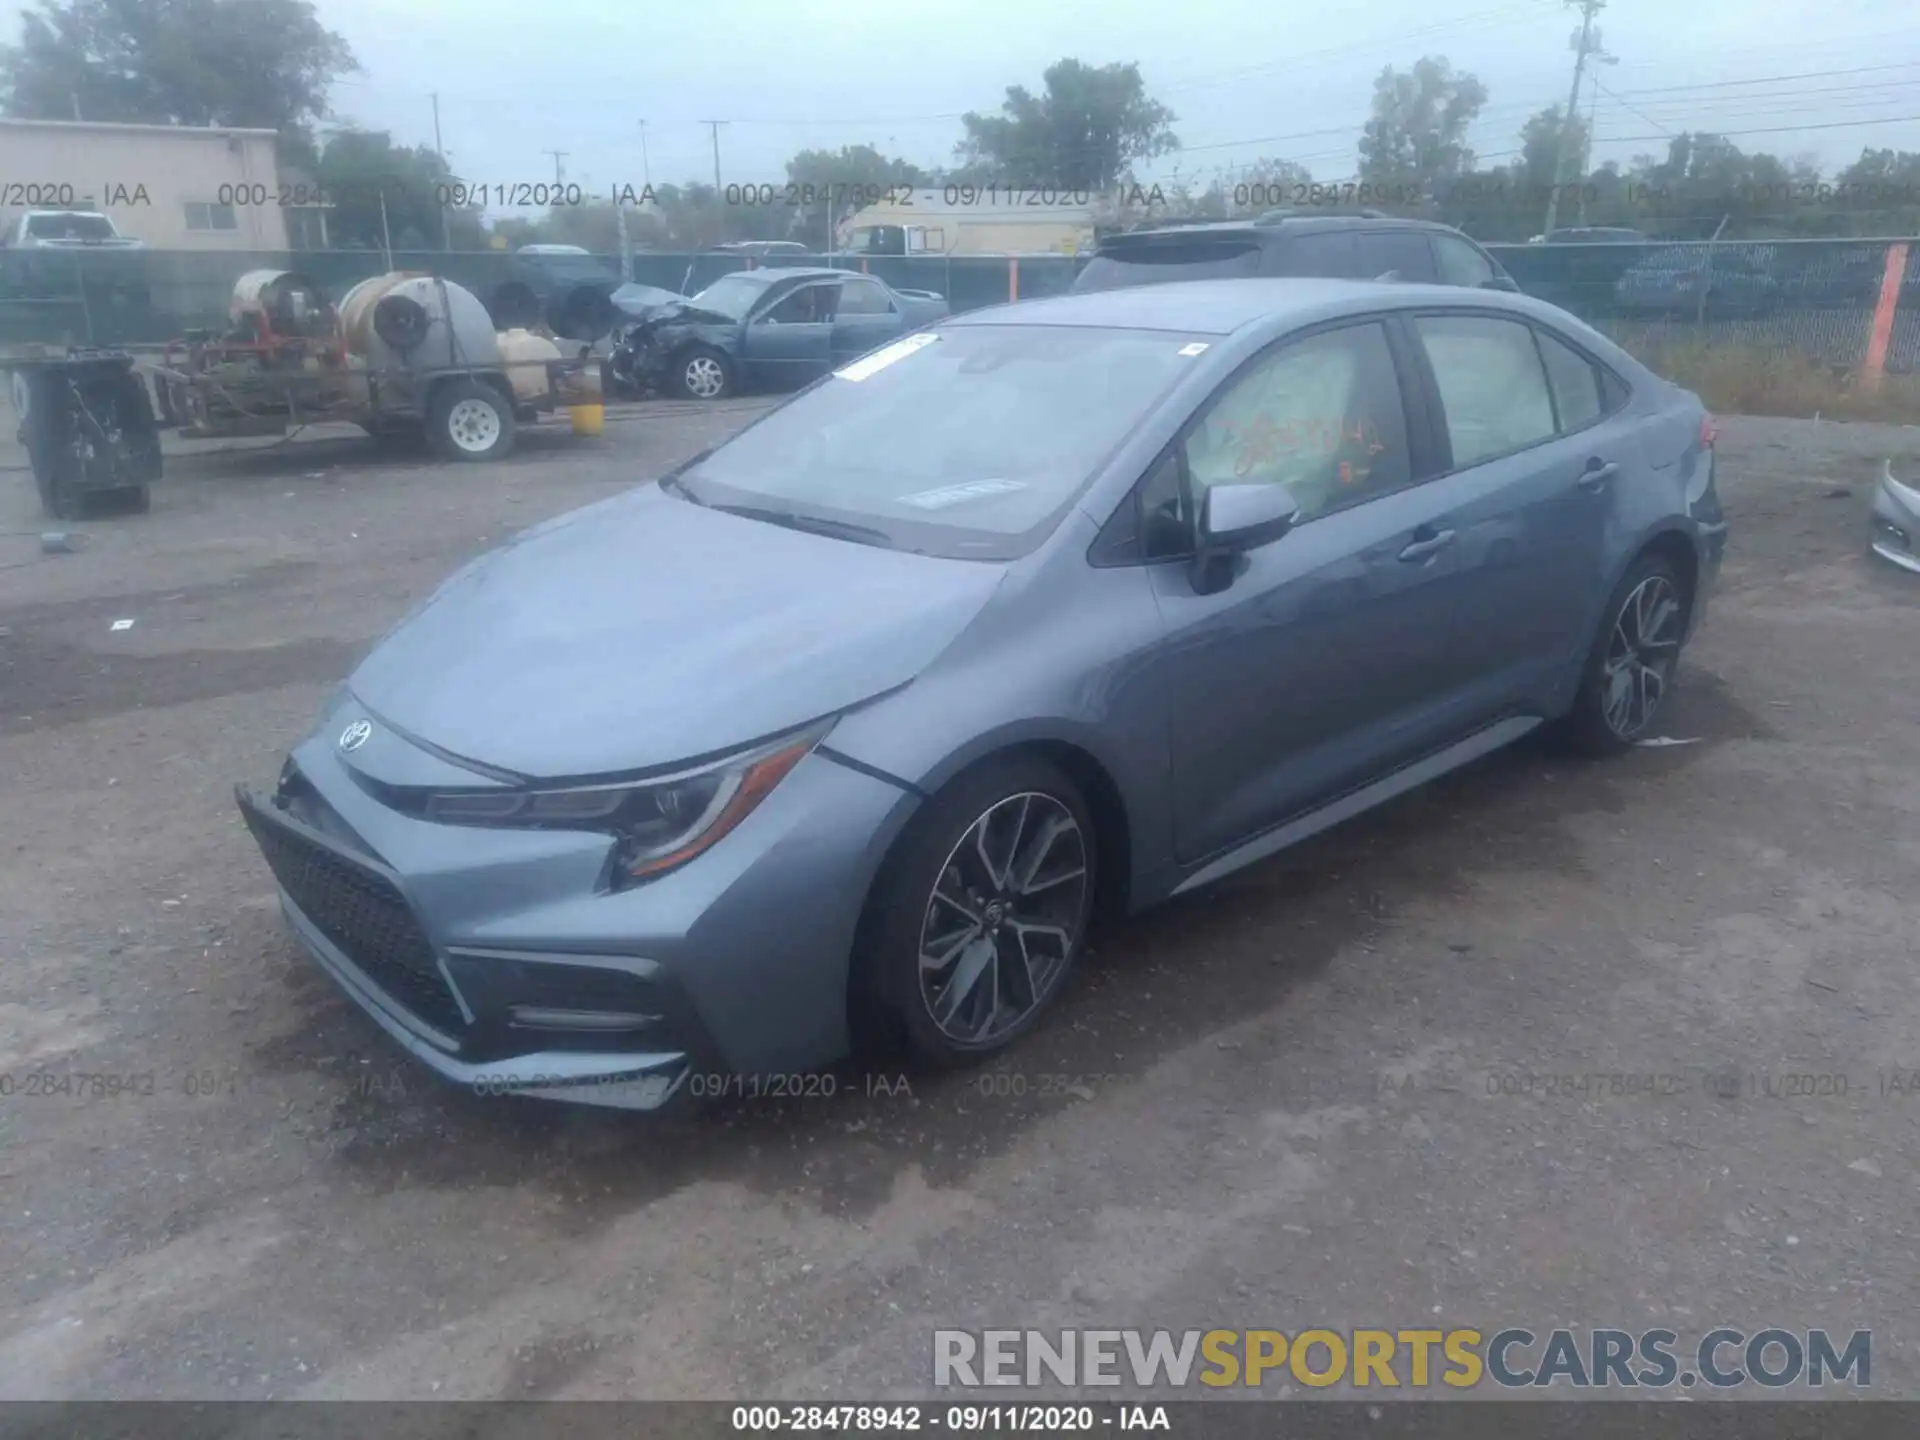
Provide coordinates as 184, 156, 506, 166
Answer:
1, 405, 1918, 1402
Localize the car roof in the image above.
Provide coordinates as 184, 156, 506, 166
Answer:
1105, 214, 1459, 243
949, 277, 1539, 336
708, 266, 854, 286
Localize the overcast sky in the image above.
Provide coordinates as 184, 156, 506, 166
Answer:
7, 0, 1919, 205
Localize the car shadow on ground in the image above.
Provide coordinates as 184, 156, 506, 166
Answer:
244, 662, 1770, 1237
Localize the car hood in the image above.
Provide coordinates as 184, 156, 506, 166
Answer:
609, 283, 691, 319
346, 484, 1006, 779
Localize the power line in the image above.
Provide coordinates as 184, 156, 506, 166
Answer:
1153, 0, 1557, 91
1602, 60, 1920, 96
1593, 79, 1671, 136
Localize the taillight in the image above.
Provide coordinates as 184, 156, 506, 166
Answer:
1700, 412, 1719, 447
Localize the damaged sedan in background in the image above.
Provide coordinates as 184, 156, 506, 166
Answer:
601, 267, 948, 400
1872, 458, 1920, 574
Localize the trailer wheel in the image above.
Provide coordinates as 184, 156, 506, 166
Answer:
428, 379, 515, 462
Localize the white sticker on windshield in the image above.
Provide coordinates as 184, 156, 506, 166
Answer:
835, 331, 940, 382
1178, 342, 1210, 357
900, 479, 1028, 510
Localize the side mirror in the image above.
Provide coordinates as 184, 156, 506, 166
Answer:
1190, 484, 1298, 594
1485, 273, 1521, 293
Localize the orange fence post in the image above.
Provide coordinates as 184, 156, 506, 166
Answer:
1861, 241, 1909, 393
1009, 257, 1019, 303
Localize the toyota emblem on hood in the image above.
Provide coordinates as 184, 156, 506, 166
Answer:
338, 719, 373, 752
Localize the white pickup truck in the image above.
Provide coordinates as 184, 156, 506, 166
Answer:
1, 208, 145, 250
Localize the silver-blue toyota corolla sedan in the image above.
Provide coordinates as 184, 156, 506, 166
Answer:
236, 278, 1728, 1110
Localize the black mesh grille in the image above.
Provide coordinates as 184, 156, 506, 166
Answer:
241, 797, 465, 1037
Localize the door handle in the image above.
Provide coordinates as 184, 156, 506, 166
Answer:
1398, 528, 1456, 563
1578, 460, 1619, 491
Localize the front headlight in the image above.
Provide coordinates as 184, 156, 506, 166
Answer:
420, 722, 829, 882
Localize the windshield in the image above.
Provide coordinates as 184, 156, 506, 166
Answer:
677, 325, 1204, 559
26, 212, 117, 241
685, 273, 771, 320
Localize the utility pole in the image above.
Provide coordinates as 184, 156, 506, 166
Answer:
1543, 0, 1605, 238
543, 150, 568, 187
701, 121, 726, 193
430, 92, 451, 250
638, 119, 651, 187
1575, 38, 1616, 226
701, 121, 728, 244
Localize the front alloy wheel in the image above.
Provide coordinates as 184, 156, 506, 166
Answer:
918, 793, 1089, 1046
859, 756, 1097, 1067
677, 349, 733, 400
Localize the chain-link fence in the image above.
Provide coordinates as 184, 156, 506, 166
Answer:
1486, 238, 1920, 375
1, 239, 1913, 375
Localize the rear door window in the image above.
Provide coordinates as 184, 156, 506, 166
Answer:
1270, 231, 1361, 278
1413, 314, 1558, 466
1432, 233, 1498, 288
836, 277, 893, 314
1355, 231, 1438, 282
1534, 329, 1604, 432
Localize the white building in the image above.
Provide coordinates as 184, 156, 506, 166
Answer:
838, 187, 1098, 256
0, 119, 325, 250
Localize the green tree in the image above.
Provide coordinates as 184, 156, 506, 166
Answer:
1833, 147, 1920, 234
1516, 104, 1589, 196
0, 0, 355, 166
1226, 157, 1314, 215
317, 129, 469, 251
785, 144, 927, 244
1356, 56, 1488, 195
954, 59, 1177, 191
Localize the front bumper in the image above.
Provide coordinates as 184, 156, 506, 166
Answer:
236, 714, 917, 1109
1870, 461, 1920, 576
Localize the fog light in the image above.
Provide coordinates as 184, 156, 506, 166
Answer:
507, 1005, 661, 1033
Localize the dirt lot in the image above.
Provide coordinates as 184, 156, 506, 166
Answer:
1, 405, 1918, 1401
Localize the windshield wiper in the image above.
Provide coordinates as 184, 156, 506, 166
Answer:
709, 502, 897, 549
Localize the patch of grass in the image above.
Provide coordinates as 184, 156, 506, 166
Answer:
1627, 340, 1920, 423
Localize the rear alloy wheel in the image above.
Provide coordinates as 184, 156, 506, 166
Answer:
1556, 553, 1688, 755
428, 379, 515, 462
861, 758, 1095, 1067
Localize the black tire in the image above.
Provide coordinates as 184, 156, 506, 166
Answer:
427, 379, 515, 463
670, 345, 735, 401
1553, 551, 1690, 757
118, 485, 150, 515
488, 282, 541, 331
21, 371, 82, 521
855, 754, 1097, 1069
